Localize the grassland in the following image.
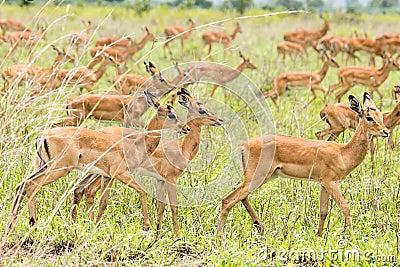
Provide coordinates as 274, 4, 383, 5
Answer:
0, 3, 399, 266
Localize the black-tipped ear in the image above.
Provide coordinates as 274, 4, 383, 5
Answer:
239, 51, 243, 58
144, 90, 160, 108
349, 95, 362, 116
148, 61, 156, 69
363, 92, 377, 109
177, 88, 191, 96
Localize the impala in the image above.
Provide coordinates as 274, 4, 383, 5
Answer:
89, 27, 156, 68
69, 20, 91, 54
164, 18, 195, 58
318, 35, 359, 64
8, 91, 190, 232
264, 53, 339, 109
218, 92, 389, 237
113, 61, 176, 95
3, 26, 46, 61
71, 88, 223, 237
0, 19, 30, 36
276, 41, 306, 63
1, 45, 74, 95
56, 53, 119, 93
201, 22, 242, 57
316, 86, 400, 159
327, 52, 400, 105
185, 51, 256, 103
284, 18, 330, 53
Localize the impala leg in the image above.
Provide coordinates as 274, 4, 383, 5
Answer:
180, 39, 184, 59
207, 43, 212, 56
334, 85, 351, 103
71, 174, 99, 222
156, 180, 166, 237
327, 82, 342, 98
315, 128, 344, 141
222, 88, 228, 104
208, 84, 219, 99
369, 137, 376, 162
317, 186, 330, 237
388, 132, 395, 150
95, 176, 114, 224
166, 182, 179, 238
322, 181, 353, 234
241, 196, 264, 235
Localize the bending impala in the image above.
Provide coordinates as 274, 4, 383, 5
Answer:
316, 86, 400, 159
264, 54, 339, 109
9, 91, 190, 231
69, 20, 91, 54
327, 52, 400, 104
201, 22, 242, 57
0, 19, 30, 36
276, 41, 306, 63
218, 93, 389, 237
186, 51, 256, 103
164, 18, 195, 58
1, 45, 74, 94
71, 88, 223, 237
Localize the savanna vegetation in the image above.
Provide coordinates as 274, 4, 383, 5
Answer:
0, 2, 399, 266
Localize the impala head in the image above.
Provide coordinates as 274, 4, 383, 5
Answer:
177, 88, 223, 127
102, 52, 120, 68
239, 51, 257, 69
349, 92, 389, 138
145, 61, 177, 91
144, 90, 190, 134
393, 84, 400, 101
173, 61, 194, 82
51, 45, 75, 63
188, 18, 195, 28
236, 22, 243, 33
324, 53, 340, 68
143, 26, 157, 42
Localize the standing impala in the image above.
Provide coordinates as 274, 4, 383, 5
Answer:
0, 19, 30, 36
264, 53, 339, 109
164, 18, 195, 58
1, 45, 74, 94
218, 93, 389, 237
276, 41, 306, 63
201, 22, 242, 57
71, 88, 223, 237
327, 52, 400, 105
186, 51, 256, 103
284, 19, 330, 53
8, 91, 190, 232
69, 20, 91, 54
316, 85, 400, 160
89, 27, 157, 68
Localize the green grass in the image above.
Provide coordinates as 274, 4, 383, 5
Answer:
0, 4, 399, 266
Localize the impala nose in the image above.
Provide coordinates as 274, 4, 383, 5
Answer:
381, 129, 390, 138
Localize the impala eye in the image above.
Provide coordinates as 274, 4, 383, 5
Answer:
160, 77, 166, 82
366, 116, 374, 122
168, 112, 176, 119
199, 109, 207, 115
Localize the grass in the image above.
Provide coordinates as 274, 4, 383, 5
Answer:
0, 3, 399, 266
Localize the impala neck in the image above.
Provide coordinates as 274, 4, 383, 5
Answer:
319, 21, 329, 37
376, 61, 392, 83
317, 61, 331, 81
230, 25, 240, 40
143, 116, 164, 155
94, 60, 109, 80
137, 33, 150, 50
181, 120, 202, 160
342, 118, 370, 170
383, 101, 400, 129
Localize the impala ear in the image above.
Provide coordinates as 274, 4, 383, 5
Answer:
349, 95, 362, 116
144, 90, 160, 108
177, 88, 192, 110
363, 92, 377, 109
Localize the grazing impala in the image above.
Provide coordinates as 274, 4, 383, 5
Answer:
56, 53, 119, 93
3, 26, 46, 61
276, 41, 306, 63
8, 91, 190, 232
284, 19, 330, 52
69, 20, 91, 54
218, 93, 389, 237
318, 35, 359, 64
316, 86, 400, 159
164, 18, 195, 58
1, 45, 74, 95
71, 89, 223, 237
186, 51, 256, 103
113, 61, 176, 95
89, 27, 156, 68
264, 53, 339, 109
327, 52, 400, 105
201, 22, 242, 57
0, 19, 30, 36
